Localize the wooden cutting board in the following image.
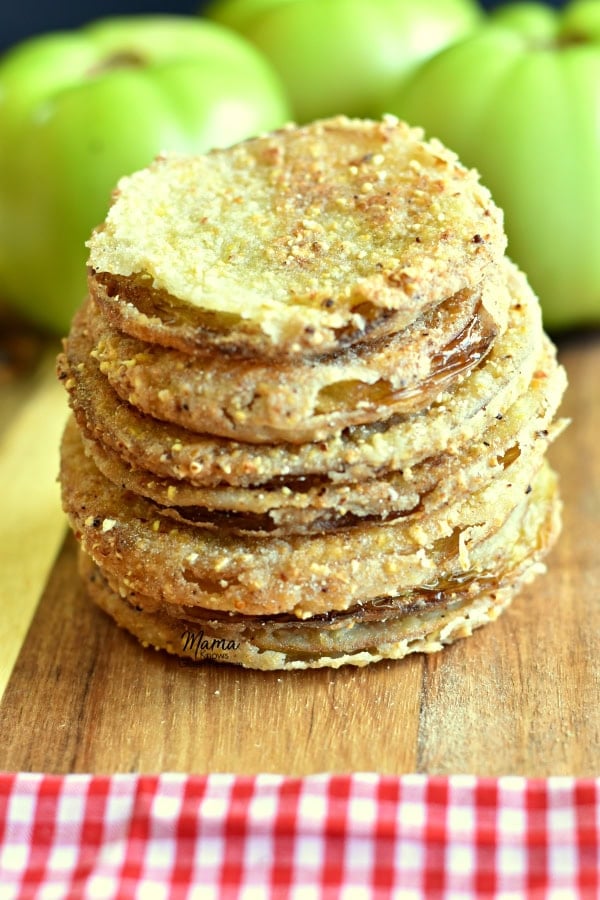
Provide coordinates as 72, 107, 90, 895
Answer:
1, 330, 599, 777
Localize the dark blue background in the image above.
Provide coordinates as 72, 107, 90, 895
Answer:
0, 0, 567, 54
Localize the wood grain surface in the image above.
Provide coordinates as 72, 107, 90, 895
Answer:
0, 332, 599, 777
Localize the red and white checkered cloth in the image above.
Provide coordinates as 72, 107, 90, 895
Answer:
1, 773, 598, 898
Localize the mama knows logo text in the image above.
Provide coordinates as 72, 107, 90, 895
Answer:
181, 628, 240, 661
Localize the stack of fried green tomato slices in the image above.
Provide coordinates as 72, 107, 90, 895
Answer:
58, 116, 567, 670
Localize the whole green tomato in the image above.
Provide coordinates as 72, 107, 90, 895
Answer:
384, 0, 600, 331
0, 16, 290, 334
204, 0, 482, 122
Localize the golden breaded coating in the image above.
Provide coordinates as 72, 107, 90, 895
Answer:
90, 281, 502, 444
59, 259, 546, 488
78, 346, 566, 536
78, 455, 561, 669
80, 552, 550, 670
87, 115, 506, 356
61, 421, 559, 619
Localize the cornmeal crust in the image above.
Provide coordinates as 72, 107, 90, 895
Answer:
87, 116, 506, 357
79, 457, 560, 669
78, 345, 566, 536
90, 279, 504, 444
59, 259, 545, 488
61, 420, 559, 619
79, 559, 529, 669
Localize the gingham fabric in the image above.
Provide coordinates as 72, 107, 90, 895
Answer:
0, 773, 598, 898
